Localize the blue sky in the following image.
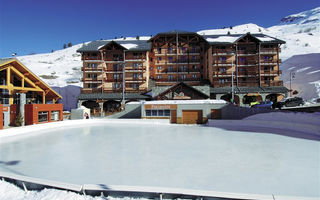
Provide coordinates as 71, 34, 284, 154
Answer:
0, 0, 319, 57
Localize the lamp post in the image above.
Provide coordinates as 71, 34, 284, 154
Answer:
122, 50, 126, 110
289, 70, 295, 97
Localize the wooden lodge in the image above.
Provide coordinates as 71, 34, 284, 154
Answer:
77, 31, 288, 115
0, 58, 63, 129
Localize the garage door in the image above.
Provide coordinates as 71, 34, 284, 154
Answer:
182, 110, 202, 124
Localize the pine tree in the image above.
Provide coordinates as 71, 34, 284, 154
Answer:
68, 42, 72, 47
51, 49, 54, 53
136, 36, 140, 40
63, 44, 66, 49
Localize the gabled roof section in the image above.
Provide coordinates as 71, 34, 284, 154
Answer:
203, 33, 286, 45
98, 41, 128, 51
148, 30, 206, 42
153, 82, 209, 100
77, 39, 151, 53
0, 58, 62, 100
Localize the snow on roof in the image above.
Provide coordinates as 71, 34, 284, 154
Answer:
120, 43, 138, 49
144, 99, 227, 105
255, 36, 276, 42
206, 36, 240, 43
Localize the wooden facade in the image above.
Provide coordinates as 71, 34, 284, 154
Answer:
0, 59, 62, 105
78, 32, 286, 107
209, 34, 282, 88
0, 58, 63, 129
148, 31, 207, 87
80, 41, 149, 94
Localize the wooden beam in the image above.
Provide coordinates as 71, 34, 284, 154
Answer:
42, 91, 46, 104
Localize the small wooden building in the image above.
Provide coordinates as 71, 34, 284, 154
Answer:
141, 99, 227, 124
0, 58, 63, 129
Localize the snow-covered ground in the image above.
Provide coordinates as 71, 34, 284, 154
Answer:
0, 115, 319, 198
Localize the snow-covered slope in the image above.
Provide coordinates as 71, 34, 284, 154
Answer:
17, 44, 84, 87
11, 7, 320, 91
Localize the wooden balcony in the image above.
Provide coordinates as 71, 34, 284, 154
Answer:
104, 78, 123, 82
213, 71, 233, 77
261, 70, 282, 75
260, 48, 278, 54
260, 60, 278, 65
237, 50, 257, 55
238, 61, 257, 66
82, 56, 101, 61
213, 61, 233, 66
81, 88, 102, 94
156, 78, 200, 82
81, 77, 103, 82
125, 77, 146, 82
261, 80, 283, 86
81, 66, 103, 71
212, 50, 235, 55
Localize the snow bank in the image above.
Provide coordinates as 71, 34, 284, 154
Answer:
143, 99, 227, 105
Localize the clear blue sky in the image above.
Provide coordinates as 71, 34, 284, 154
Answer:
0, 0, 319, 57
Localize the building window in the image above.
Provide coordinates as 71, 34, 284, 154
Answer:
146, 109, 170, 117
192, 65, 197, 70
113, 74, 122, 79
192, 74, 197, 78
157, 75, 162, 80
180, 47, 186, 53
180, 65, 187, 72
181, 74, 186, 80
0, 89, 9, 104
113, 83, 122, 89
38, 111, 48, 122
219, 57, 227, 62
219, 68, 226, 72
157, 48, 161, 54
168, 65, 173, 72
146, 110, 151, 116
51, 111, 60, 121
157, 57, 162, 61
168, 47, 173, 54
168, 75, 173, 81
180, 56, 186, 62
157, 66, 162, 70
192, 56, 197, 61
133, 83, 139, 89
168, 57, 173, 62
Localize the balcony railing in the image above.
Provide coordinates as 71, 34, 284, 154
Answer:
104, 78, 123, 82
260, 48, 278, 54
81, 88, 102, 94
238, 61, 257, 66
156, 78, 200, 82
81, 77, 103, 82
212, 50, 235, 55
82, 56, 101, 61
81, 67, 103, 71
261, 80, 283, 86
238, 50, 257, 55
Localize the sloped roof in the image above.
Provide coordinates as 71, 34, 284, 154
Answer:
153, 82, 209, 100
0, 58, 62, 100
148, 30, 206, 42
78, 93, 151, 100
77, 39, 151, 53
210, 86, 289, 94
203, 33, 286, 45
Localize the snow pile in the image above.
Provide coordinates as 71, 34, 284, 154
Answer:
0, 180, 139, 200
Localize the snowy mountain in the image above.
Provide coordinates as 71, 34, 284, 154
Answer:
198, 7, 320, 60
281, 53, 320, 101
11, 7, 320, 100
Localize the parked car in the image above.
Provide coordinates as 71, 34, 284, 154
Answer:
272, 97, 304, 109
251, 101, 273, 108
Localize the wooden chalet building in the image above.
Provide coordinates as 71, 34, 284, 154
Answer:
0, 58, 63, 129
77, 31, 288, 115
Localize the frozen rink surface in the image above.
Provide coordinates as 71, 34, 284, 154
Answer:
0, 119, 319, 198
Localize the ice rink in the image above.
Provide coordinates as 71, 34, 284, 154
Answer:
0, 120, 319, 198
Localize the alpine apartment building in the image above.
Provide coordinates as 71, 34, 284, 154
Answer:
77, 31, 288, 115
